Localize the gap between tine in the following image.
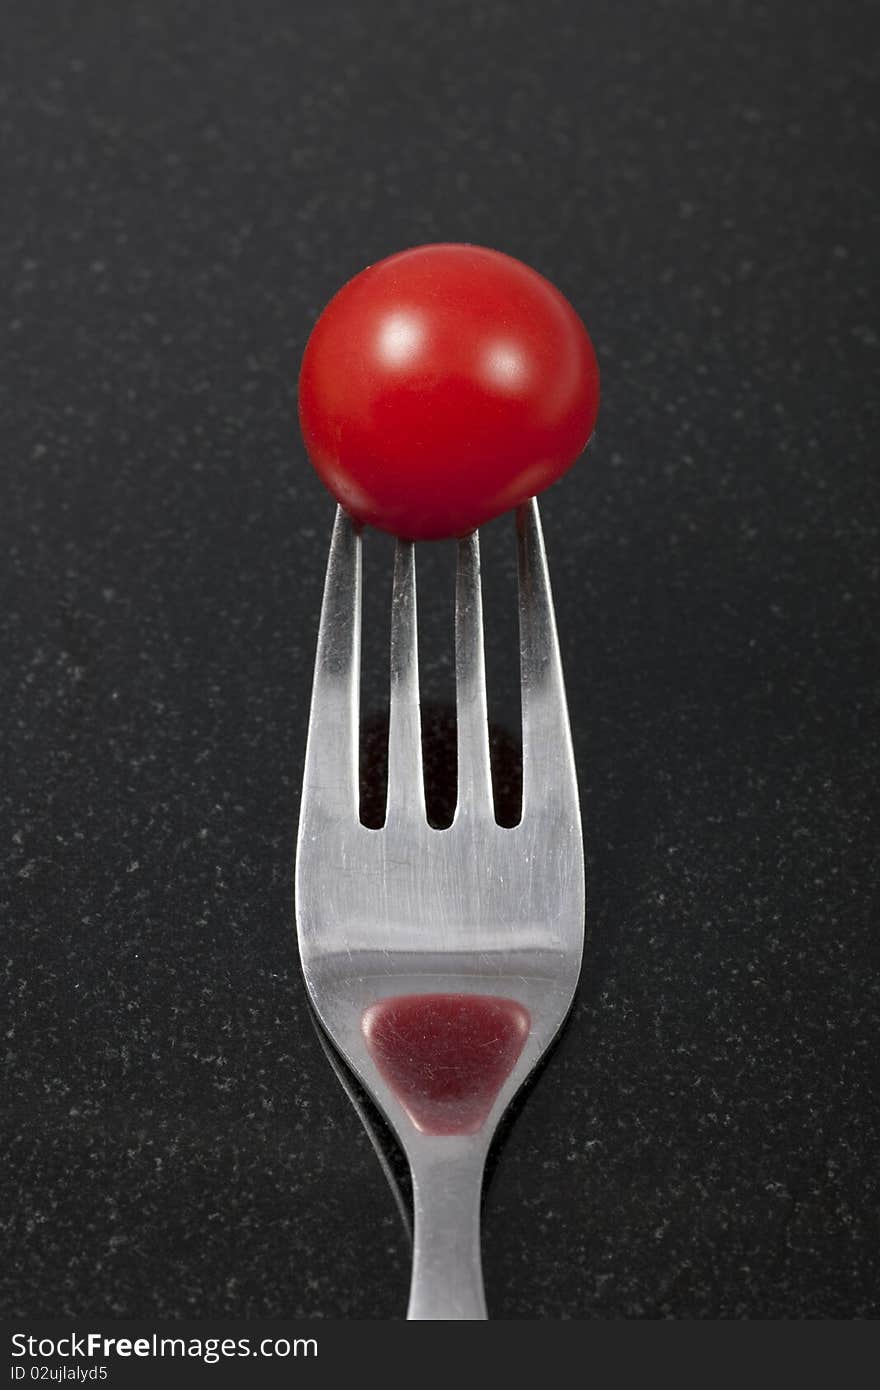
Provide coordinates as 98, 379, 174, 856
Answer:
301, 506, 362, 823
386, 539, 427, 824
455, 531, 494, 822
517, 498, 578, 821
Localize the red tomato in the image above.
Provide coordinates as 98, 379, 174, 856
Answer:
298, 243, 600, 541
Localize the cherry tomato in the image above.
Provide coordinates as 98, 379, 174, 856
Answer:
298, 243, 600, 541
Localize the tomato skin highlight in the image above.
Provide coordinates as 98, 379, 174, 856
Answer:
298, 243, 600, 541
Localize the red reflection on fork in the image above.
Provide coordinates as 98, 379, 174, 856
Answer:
362, 994, 531, 1137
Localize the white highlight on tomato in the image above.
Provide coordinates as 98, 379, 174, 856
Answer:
376, 311, 425, 367
483, 340, 530, 393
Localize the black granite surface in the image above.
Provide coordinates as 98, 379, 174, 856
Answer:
2, 0, 878, 1319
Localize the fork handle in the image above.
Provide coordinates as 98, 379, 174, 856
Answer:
407, 1143, 488, 1320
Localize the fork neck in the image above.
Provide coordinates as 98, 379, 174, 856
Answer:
406, 1135, 490, 1321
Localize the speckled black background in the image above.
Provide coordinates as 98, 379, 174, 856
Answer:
3, 0, 878, 1320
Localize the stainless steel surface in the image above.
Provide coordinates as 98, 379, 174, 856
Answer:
295, 499, 585, 1320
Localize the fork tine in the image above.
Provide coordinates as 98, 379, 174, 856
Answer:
300, 506, 361, 822
517, 498, 578, 820
386, 539, 426, 823
454, 531, 494, 821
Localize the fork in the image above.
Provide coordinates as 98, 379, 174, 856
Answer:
294, 497, 584, 1320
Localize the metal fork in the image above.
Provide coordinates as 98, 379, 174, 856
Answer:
294, 498, 584, 1320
